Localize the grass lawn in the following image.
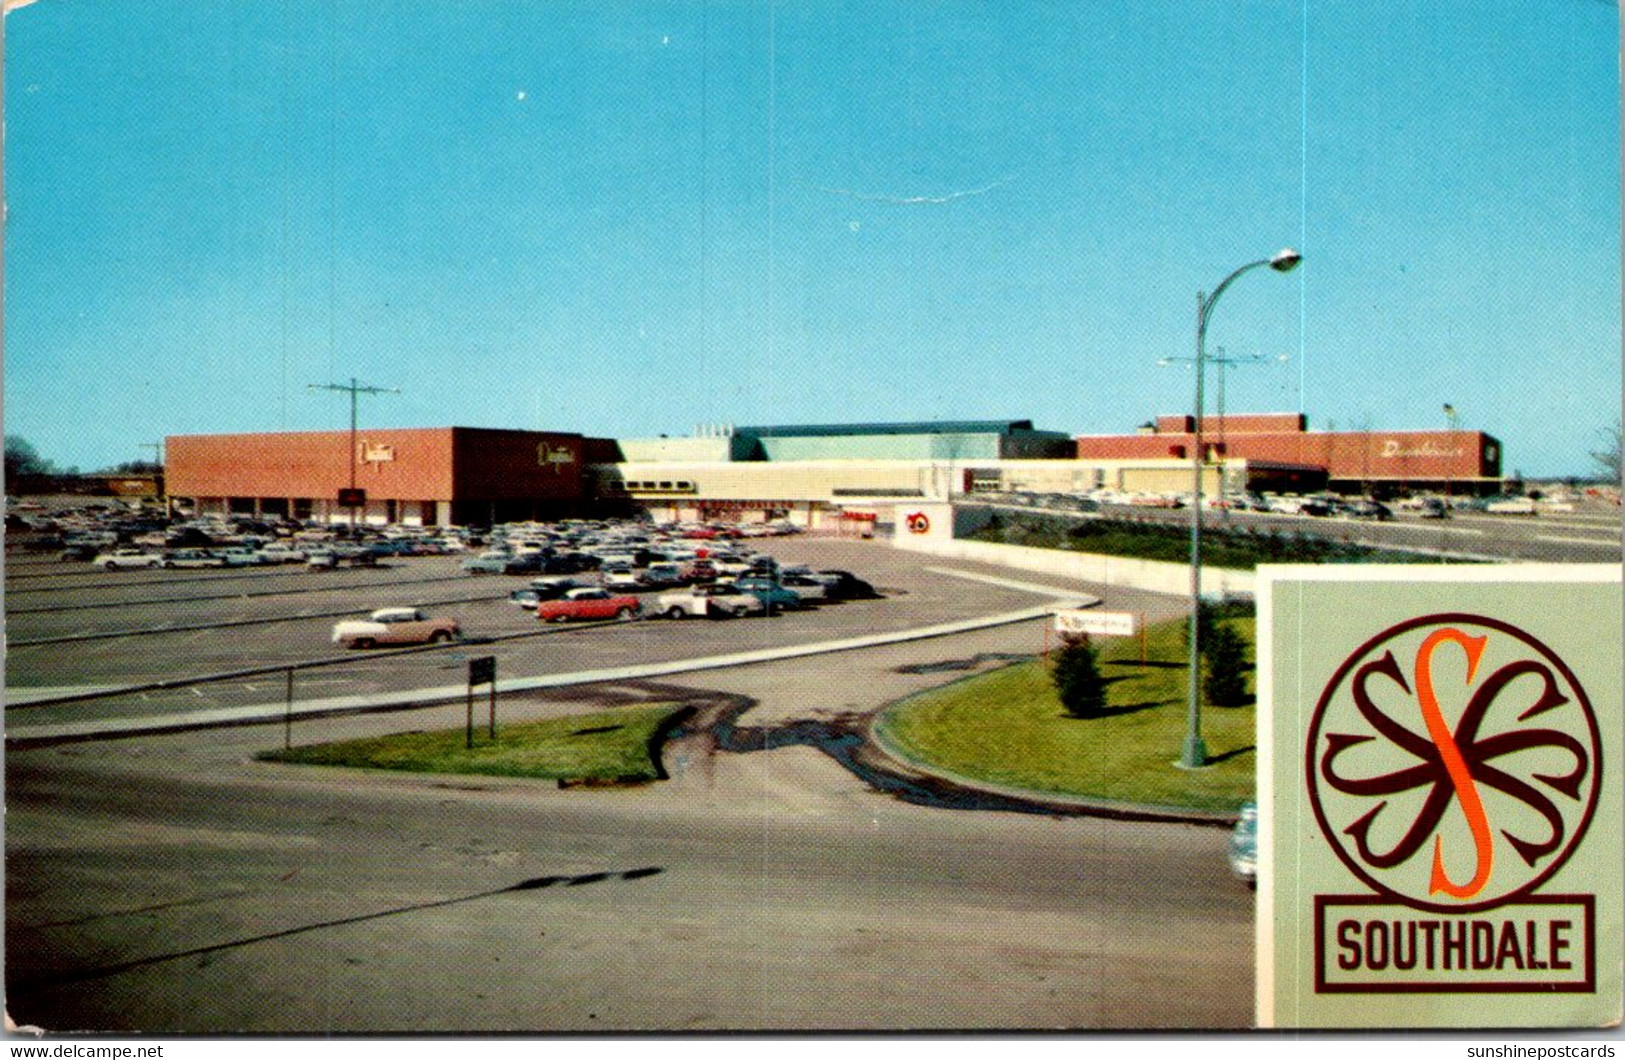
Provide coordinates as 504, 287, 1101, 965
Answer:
258, 704, 685, 783
970, 510, 1445, 568
874, 618, 1256, 813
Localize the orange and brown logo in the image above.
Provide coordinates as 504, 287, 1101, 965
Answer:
1305, 613, 1601, 993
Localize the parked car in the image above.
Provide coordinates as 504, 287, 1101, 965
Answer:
711, 555, 757, 576
655, 584, 765, 619
307, 545, 379, 569
681, 559, 719, 582
730, 576, 803, 611
1345, 499, 1393, 521
254, 543, 308, 564
774, 574, 828, 603
1417, 497, 1450, 519
57, 543, 100, 563
639, 562, 685, 588
1230, 802, 1258, 889
94, 548, 163, 570
1485, 495, 1537, 515
536, 588, 642, 623
332, 607, 461, 648
162, 548, 227, 568
818, 570, 879, 600
215, 547, 268, 567
603, 567, 643, 590
461, 550, 515, 574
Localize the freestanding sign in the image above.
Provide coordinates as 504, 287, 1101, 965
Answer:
1053, 610, 1140, 638
1257, 565, 1620, 1028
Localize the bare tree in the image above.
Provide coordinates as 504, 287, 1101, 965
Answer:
1590, 421, 1622, 481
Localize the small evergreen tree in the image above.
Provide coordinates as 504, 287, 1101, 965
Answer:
1203, 621, 1250, 707
1052, 633, 1108, 718
1181, 600, 1219, 656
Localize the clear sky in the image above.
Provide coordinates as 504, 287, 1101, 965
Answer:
5, 0, 1619, 477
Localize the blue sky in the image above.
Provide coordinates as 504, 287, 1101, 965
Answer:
5, 0, 1619, 476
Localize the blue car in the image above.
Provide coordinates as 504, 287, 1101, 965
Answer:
731, 576, 803, 611
1230, 802, 1258, 890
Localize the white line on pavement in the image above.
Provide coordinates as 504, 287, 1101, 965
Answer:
924, 567, 1104, 602
7, 605, 1062, 744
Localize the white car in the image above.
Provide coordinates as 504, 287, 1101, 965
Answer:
1485, 496, 1538, 515
254, 543, 307, 564
94, 548, 163, 570
332, 608, 461, 649
655, 584, 765, 619
603, 567, 643, 590
162, 548, 226, 568
215, 547, 268, 566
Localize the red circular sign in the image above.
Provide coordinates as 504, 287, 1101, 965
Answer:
905, 512, 931, 534
1305, 613, 1601, 913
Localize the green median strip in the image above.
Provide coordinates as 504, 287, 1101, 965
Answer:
874, 616, 1256, 813
257, 704, 685, 783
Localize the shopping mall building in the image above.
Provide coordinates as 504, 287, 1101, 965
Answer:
1074, 412, 1502, 496
165, 413, 1502, 528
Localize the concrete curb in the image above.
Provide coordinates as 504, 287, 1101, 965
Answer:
867, 715, 1239, 828
7, 604, 1076, 747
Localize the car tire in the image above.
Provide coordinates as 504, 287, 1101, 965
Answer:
103, 562, 119, 571
353, 637, 375, 650
732, 606, 750, 618
429, 630, 451, 644
551, 614, 571, 623
616, 607, 635, 622
665, 606, 687, 620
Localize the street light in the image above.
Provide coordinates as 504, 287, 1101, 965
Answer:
1179, 247, 1301, 770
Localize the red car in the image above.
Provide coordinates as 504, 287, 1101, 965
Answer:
536, 587, 641, 623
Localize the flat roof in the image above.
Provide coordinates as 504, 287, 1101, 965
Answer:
737, 420, 1045, 438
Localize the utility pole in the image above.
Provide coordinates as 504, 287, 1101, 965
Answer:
307, 378, 400, 530
139, 441, 168, 511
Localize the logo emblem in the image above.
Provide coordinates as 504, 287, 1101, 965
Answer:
1306, 614, 1601, 912
905, 512, 931, 534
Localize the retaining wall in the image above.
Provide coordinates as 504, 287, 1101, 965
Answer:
892, 523, 1253, 598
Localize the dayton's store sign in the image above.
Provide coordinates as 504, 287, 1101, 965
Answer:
1257, 567, 1620, 1028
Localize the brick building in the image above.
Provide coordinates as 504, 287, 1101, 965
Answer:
1074, 412, 1502, 496
166, 427, 609, 526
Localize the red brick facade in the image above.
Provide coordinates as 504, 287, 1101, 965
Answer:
167, 427, 592, 523
1077, 414, 1501, 486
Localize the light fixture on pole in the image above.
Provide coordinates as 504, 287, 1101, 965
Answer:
1158, 347, 1289, 508
1179, 247, 1301, 770
1442, 404, 1459, 499
307, 378, 401, 530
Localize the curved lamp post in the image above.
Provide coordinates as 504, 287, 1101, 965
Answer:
1180, 247, 1301, 770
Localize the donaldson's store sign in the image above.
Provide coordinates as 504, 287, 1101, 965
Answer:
1257, 565, 1620, 1028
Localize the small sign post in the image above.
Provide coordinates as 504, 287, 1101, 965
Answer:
468, 656, 497, 745
1052, 609, 1146, 663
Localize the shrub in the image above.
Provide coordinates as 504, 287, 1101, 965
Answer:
1051, 633, 1108, 718
1203, 622, 1251, 707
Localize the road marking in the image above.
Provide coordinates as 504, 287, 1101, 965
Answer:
8, 606, 1068, 744
924, 567, 1103, 601
1536, 534, 1623, 547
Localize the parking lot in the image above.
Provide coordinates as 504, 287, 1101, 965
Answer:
6, 536, 1106, 730
8, 532, 1245, 1033
973, 494, 1622, 563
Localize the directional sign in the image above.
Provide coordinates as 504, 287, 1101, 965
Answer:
468, 656, 496, 686
1053, 609, 1140, 637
